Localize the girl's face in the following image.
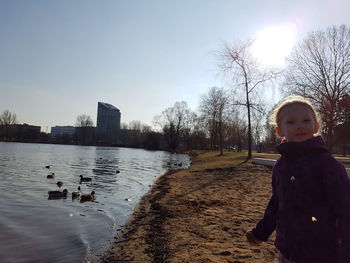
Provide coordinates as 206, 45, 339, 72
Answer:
275, 103, 319, 142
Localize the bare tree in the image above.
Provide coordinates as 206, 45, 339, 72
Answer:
141, 124, 152, 133
120, 123, 129, 130
225, 111, 248, 152
0, 110, 18, 141
251, 109, 267, 153
0, 110, 17, 124
284, 25, 350, 150
217, 40, 278, 159
199, 86, 230, 155
118, 120, 154, 148
128, 120, 142, 146
76, 114, 94, 127
185, 113, 208, 150
75, 114, 94, 145
153, 101, 194, 151
334, 93, 350, 156
129, 120, 141, 131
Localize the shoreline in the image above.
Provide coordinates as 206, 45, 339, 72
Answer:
99, 152, 277, 262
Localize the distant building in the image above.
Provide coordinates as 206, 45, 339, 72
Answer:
18, 123, 41, 133
96, 102, 121, 144
51, 126, 76, 138
13, 123, 41, 142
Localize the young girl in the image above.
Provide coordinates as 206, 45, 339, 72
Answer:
246, 95, 350, 263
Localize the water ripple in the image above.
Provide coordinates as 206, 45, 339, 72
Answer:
0, 142, 190, 262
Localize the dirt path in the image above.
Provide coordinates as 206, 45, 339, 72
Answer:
100, 162, 277, 263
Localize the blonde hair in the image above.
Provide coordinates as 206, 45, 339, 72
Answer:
269, 95, 321, 127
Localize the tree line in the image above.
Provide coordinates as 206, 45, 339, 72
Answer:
153, 24, 350, 157
1, 25, 350, 156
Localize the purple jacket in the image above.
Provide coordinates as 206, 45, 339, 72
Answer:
252, 136, 350, 263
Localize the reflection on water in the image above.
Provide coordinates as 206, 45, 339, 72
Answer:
0, 142, 190, 263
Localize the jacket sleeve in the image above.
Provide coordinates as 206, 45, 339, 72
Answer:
252, 167, 278, 242
321, 155, 350, 262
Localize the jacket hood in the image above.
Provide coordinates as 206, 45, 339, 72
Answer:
277, 136, 329, 157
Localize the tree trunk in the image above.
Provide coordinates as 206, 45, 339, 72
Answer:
219, 114, 223, 156
246, 84, 252, 160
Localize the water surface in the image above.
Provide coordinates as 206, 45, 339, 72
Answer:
0, 142, 189, 263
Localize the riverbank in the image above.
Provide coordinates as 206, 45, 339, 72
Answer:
100, 151, 277, 263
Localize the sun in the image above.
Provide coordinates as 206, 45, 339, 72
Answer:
251, 23, 298, 66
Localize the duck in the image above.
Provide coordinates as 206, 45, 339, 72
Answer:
80, 191, 95, 202
45, 165, 50, 169
79, 175, 92, 183
47, 172, 55, 179
48, 189, 68, 199
56, 181, 63, 187
72, 186, 81, 198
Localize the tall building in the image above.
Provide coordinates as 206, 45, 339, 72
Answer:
96, 102, 121, 144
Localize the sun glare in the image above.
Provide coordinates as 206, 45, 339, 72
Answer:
251, 23, 298, 66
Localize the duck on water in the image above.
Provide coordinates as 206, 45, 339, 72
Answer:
72, 186, 81, 198
79, 175, 92, 183
47, 172, 55, 179
80, 191, 95, 202
48, 189, 68, 199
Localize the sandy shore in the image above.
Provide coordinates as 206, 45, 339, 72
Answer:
100, 153, 277, 263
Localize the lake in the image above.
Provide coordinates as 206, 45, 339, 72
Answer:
0, 142, 190, 263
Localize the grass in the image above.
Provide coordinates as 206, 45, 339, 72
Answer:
253, 152, 280, 160
186, 150, 249, 171
185, 150, 350, 172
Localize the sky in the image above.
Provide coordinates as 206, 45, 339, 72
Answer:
1, 0, 349, 132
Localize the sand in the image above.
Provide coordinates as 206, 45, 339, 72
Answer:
100, 158, 277, 263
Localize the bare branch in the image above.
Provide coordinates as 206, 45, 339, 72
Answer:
216, 39, 280, 159
284, 24, 350, 150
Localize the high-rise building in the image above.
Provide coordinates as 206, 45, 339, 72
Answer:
96, 102, 121, 144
